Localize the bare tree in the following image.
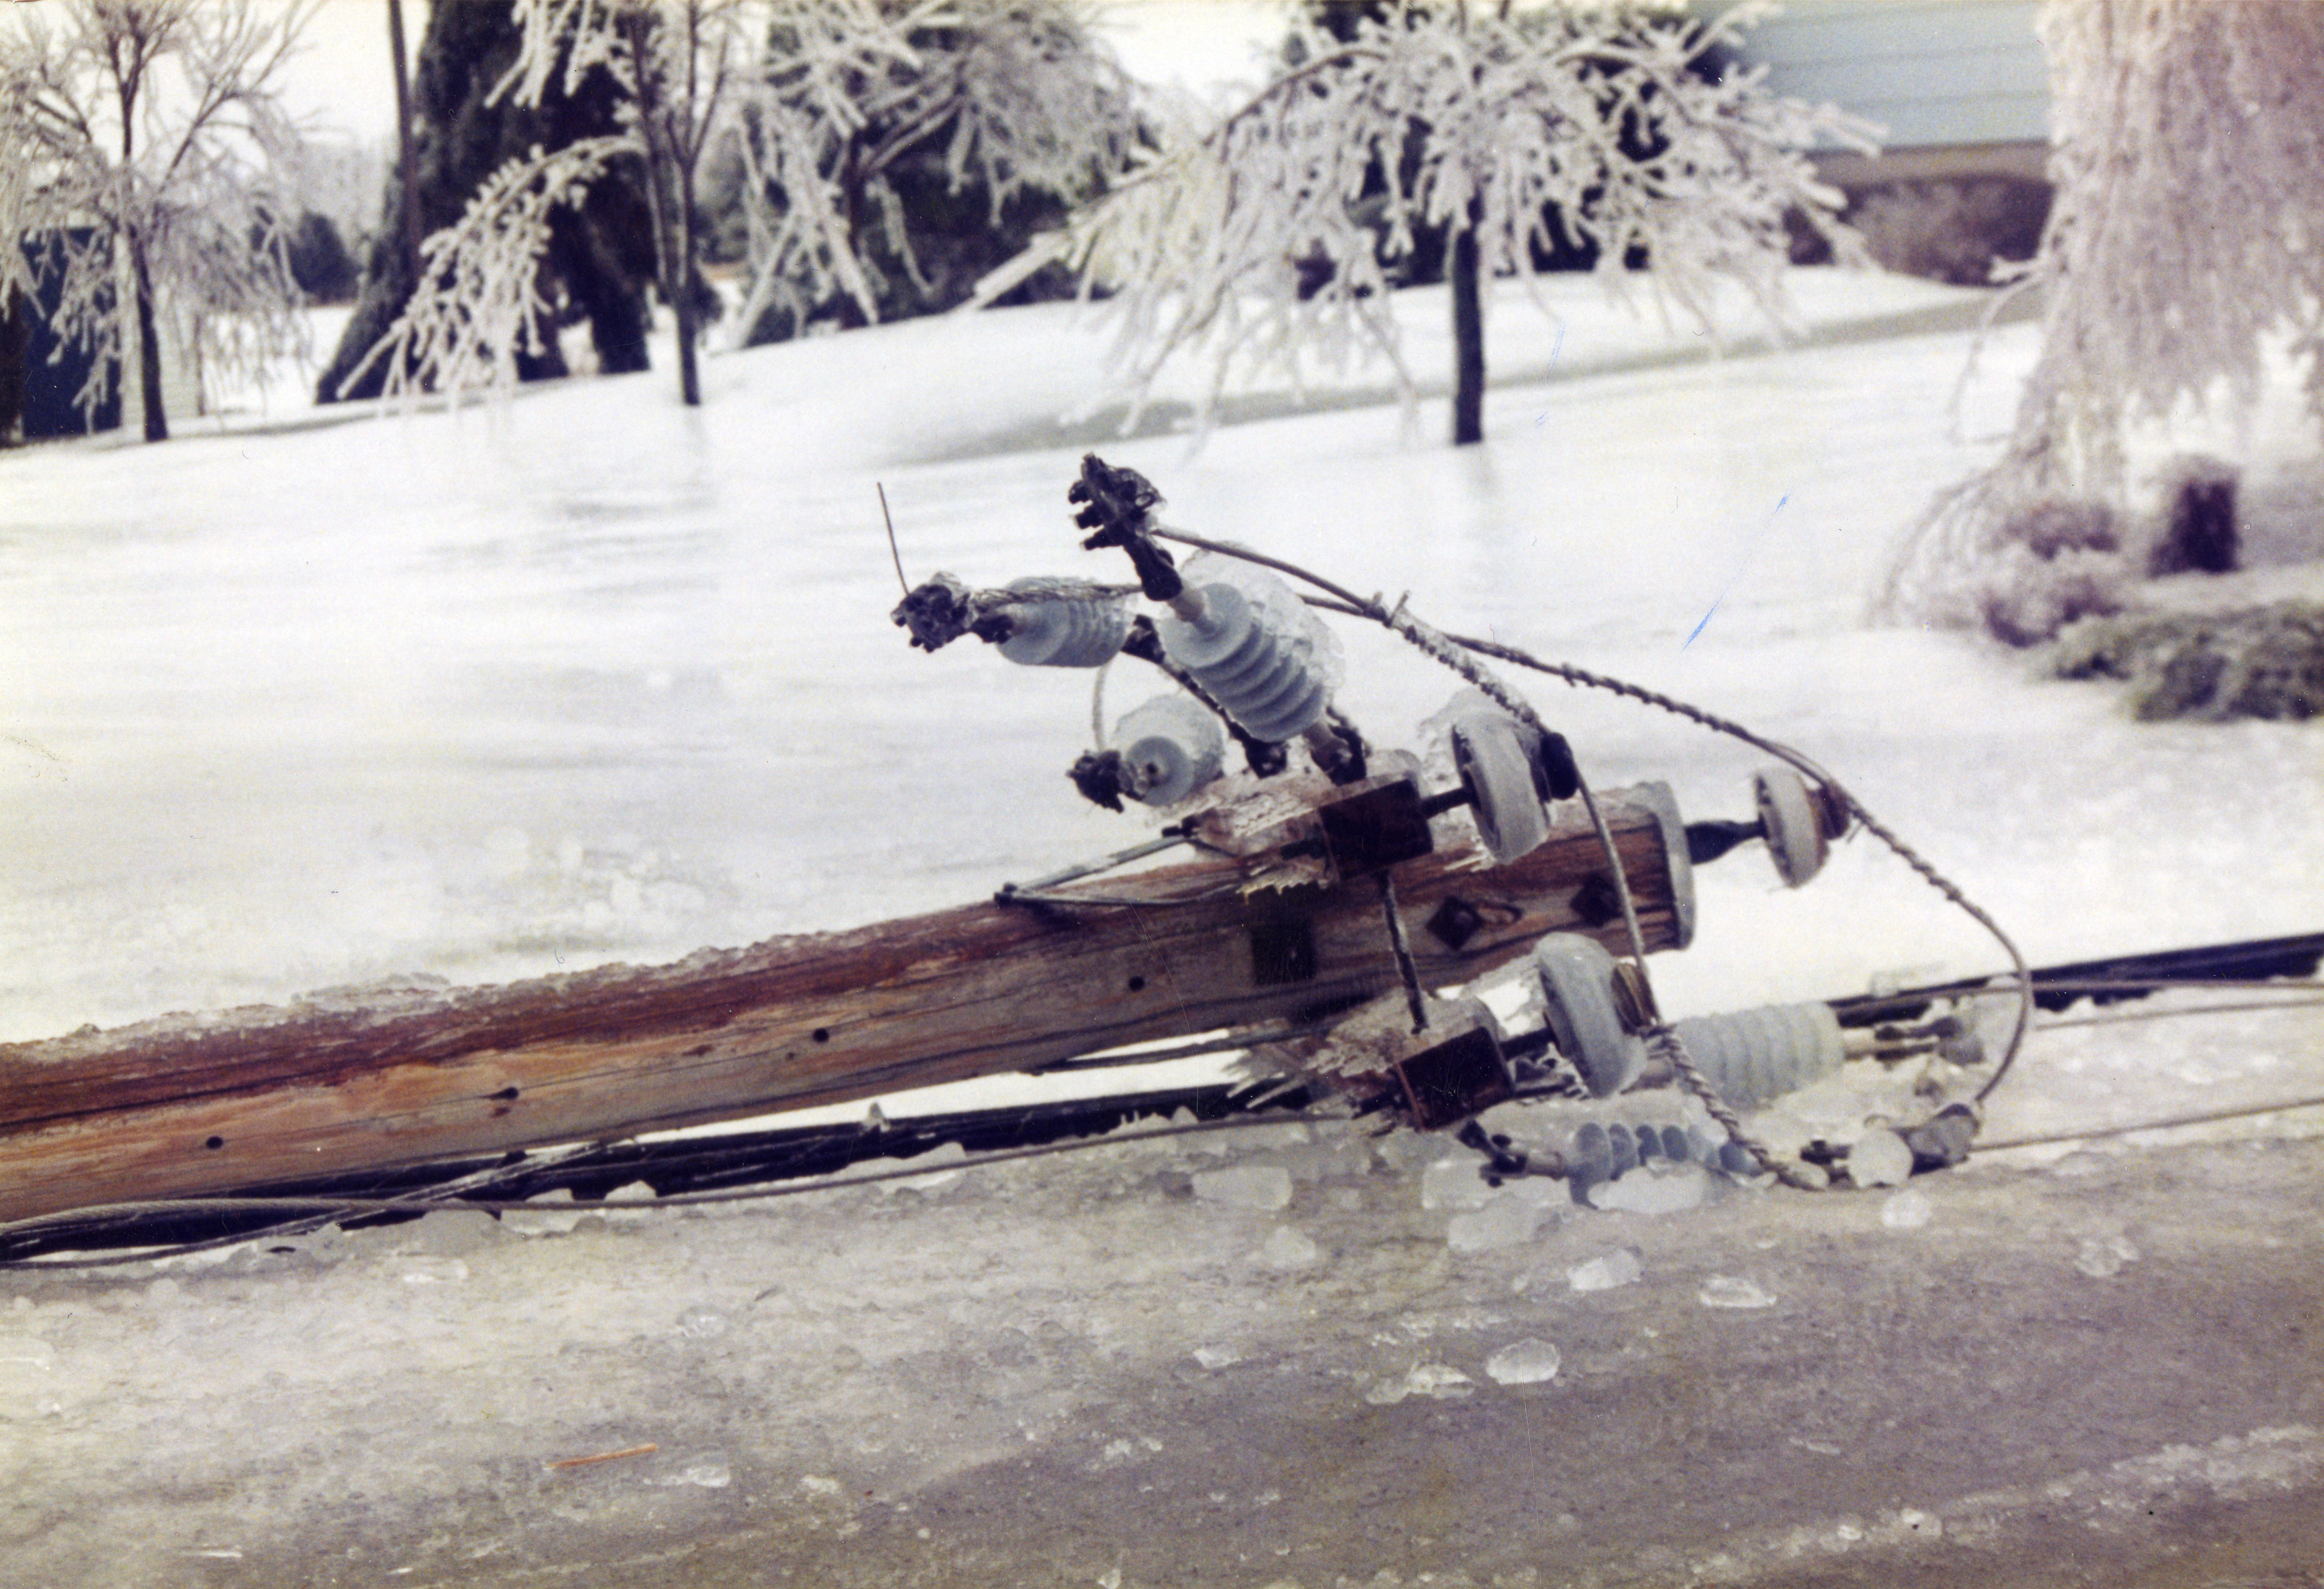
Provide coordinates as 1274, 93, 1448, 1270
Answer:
1026, 0, 1867, 447
0, 0, 315, 441
1879, 0, 2324, 634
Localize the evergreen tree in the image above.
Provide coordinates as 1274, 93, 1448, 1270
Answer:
316, 0, 659, 403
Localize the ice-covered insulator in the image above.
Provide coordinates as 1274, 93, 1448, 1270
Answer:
1448, 707, 1550, 864
1533, 934, 1646, 1098
1605, 1123, 1640, 1178
1153, 573, 1334, 744
1669, 1001, 1844, 1111
1112, 694, 1225, 807
995, 578, 1133, 668
1753, 765, 1831, 888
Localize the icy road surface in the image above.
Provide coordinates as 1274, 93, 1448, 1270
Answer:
2, 271, 2321, 1582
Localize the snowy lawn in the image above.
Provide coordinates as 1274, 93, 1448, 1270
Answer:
2, 266, 2321, 1587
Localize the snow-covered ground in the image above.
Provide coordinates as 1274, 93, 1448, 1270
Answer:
3, 269, 2321, 1584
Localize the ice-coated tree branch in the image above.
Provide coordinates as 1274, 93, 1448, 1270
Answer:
1030, 0, 1871, 445
340, 135, 634, 405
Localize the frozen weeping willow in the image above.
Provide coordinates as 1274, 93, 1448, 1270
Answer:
1879, 0, 2324, 639
352, 0, 1136, 408
1005, 0, 1871, 446
0, 0, 315, 441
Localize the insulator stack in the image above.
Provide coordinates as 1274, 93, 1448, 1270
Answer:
1668, 1002, 1845, 1110
1564, 1118, 1724, 1188
1153, 567, 1336, 744
995, 578, 1133, 668
1112, 694, 1225, 807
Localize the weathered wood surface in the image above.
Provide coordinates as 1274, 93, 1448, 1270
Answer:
0, 788, 1688, 1223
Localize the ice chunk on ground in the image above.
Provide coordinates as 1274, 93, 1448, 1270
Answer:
2076, 1233, 2141, 1277
1193, 1164, 1293, 1212
1364, 1363, 1476, 1404
1446, 1196, 1542, 1253
1420, 1156, 1494, 1210
676, 1304, 728, 1339
1587, 1162, 1713, 1215
1191, 1346, 1243, 1371
1567, 1248, 1644, 1292
1485, 1338, 1563, 1385
1881, 1188, 1935, 1229
1850, 1129, 1915, 1188
1256, 1225, 1322, 1270
1699, 1275, 1778, 1310
504, 1188, 585, 1236
880, 1139, 969, 1194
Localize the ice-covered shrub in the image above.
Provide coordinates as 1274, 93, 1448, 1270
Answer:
2050, 602, 2324, 720
1907, 488, 2130, 646
1843, 177, 2050, 287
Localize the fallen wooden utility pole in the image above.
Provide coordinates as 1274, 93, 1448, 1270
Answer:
0, 788, 1691, 1225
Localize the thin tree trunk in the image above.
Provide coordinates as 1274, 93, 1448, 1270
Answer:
622, 9, 701, 406
386, 0, 423, 285
131, 236, 167, 442
668, 147, 702, 406
1449, 206, 1484, 447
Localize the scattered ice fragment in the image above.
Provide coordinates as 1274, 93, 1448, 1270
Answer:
676, 1304, 727, 1340
1567, 1249, 1644, 1292
1256, 1225, 1322, 1269
1421, 1157, 1494, 1211
412, 1208, 498, 1257
1191, 1346, 1242, 1371
1698, 1275, 1777, 1310
1881, 1188, 1935, 1230
881, 1139, 968, 1194
504, 1188, 585, 1237
1849, 1129, 1914, 1188
1745, 1108, 1813, 1159
800, 1474, 842, 1497
1365, 1363, 1475, 1404
1446, 1196, 1540, 1253
1193, 1164, 1293, 1212
648, 1460, 732, 1489
2075, 1233, 2140, 1277
1405, 1363, 1474, 1399
1587, 1163, 1713, 1215
1485, 1339, 1562, 1385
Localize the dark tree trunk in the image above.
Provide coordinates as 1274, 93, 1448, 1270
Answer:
131, 238, 167, 442
386, 0, 423, 283
0, 284, 26, 445
1449, 209, 1484, 447
621, 7, 701, 407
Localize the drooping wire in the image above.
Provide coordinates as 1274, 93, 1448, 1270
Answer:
1148, 524, 2036, 1178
